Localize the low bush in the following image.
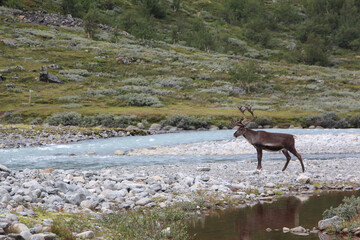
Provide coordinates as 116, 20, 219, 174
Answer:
117, 93, 162, 107
165, 114, 211, 129
58, 95, 81, 103
85, 89, 118, 96
349, 114, 360, 128
128, 93, 162, 107
304, 112, 348, 128
101, 209, 190, 240
255, 117, 273, 126
45, 112, 83, 126
82, 114, 137, 128
323, 196, 360, 221
2, 113, 23, 124
29, 118, 43, 125
60, 104, 82, 109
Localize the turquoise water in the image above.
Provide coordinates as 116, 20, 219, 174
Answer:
1, 129, 360, 170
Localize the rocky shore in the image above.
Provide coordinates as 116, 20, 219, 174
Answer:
1, 157, 360, 239
0, 124, 147, 149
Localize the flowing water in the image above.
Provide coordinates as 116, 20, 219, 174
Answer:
1, 129, 360, 170
189, 190, 360, 240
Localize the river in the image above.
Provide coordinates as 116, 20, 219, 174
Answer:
0, 128, 359, 170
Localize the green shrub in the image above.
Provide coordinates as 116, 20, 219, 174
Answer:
323, 196, 360, 221
101, 209, 190, 240
61, 104, 83, 109
255, 117, 273, 126
119, 93, 163, 107
29, 118, 43, 125
304, 112, 348, 128
58, 95, 81, 103
2, 113, 23, 124
45, 112, 83, 126
165, 114, 211, 129
143, 0, 167, 19
82, 114, 137, 128
349, 114, 360, 128
229, 61, 261, 93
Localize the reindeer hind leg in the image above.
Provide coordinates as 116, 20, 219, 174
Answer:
288, 147, 305, 173
282, 150, 291, 171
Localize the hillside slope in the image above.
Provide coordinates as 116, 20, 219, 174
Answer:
1, 4, 360, 128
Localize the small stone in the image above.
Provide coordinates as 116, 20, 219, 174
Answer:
149, 124, 161, 131
196, 167, 211, 172
114, 150, 125, 155
40, 168, 54, 174
136, 198, 152, 206
31, 234, 46, 240
283, 227, 290, 233
20, 230, 32, 240
11, 223, 29, 234
290, 226, 306, 233
296, 174, 311, 184
42, 219, 53, 226
30, 224, 42, 234
266, 228, 272, 232
80, 200, 95, 210
76, 231, 94, 239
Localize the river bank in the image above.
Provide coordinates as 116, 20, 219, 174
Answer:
0, 124, 147, 149
1, 157, 360, 239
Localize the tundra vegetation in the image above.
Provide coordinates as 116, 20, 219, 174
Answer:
1, 0, 360, 129
322, 196, 360, 237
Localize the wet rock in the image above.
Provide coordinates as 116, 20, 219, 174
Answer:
283, 227, 290, 233
0, 164, 11, 173
114, 150, 125, 155
290, 226, 307, 233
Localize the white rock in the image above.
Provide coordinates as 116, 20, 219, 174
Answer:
114, 150, 125, 155
296, 174, 311, 184
11, 223, 29, 234
76, 231, 95, 239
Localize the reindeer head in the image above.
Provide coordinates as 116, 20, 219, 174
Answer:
232, 106, 256, 138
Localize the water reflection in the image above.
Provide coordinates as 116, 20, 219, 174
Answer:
190, 191, 360, 240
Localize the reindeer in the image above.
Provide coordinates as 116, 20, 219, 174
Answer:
232, 106, 305, 172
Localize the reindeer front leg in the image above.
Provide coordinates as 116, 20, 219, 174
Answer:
256, 147, 263, 170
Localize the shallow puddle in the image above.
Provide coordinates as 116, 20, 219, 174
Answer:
189, 190, 360, 240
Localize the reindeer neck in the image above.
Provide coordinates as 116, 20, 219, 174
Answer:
243, 128, 257, 141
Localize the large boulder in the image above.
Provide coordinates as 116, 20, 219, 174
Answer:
39, 66, 63, 84
318, 216, 342, 230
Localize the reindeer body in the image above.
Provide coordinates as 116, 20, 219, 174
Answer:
232, 106, 305, 172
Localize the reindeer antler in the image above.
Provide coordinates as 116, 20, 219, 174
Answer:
236, 105, 256, 126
